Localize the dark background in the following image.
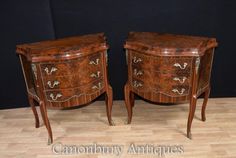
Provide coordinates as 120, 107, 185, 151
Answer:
0, 0, 235, 109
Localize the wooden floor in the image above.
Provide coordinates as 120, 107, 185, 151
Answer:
0, 98, 236, 158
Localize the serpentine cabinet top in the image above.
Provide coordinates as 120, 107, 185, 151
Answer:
16, 33, 108, 62
124, 32, 218, 56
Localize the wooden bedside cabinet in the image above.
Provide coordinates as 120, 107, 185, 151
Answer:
16, 33, 113, 144
124, 32, 218, 139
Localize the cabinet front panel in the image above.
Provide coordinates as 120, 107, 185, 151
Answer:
128, 50, 193, 98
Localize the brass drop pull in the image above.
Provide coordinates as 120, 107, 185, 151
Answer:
92, 82, 102, 90
172, 88, 185, 95
47, 81, 60, 88
49, 93, 62, 101
44, 67, 58, 75
173, 77, 187, 84
90, 71, 101, 78
133, 69, 143, 76
133, 80, 143, 88
89, 59, 100, 65
173, 63, 188, 69
133, 57, 142, 63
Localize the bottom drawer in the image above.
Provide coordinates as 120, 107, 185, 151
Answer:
131, 79, 190, 97
158, 85, 190, 97
45, 80, 104, 102
131, 75, 190, 97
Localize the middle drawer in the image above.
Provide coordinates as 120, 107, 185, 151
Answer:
42, 69, 103, 90
44, 79, 104, 102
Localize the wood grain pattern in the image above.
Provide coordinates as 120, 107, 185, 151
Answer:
16, 33, 113, 144
0, 99, 236, 158
16, 33, 108, 62
125, 32, 217, 56
124, 32, 217, 139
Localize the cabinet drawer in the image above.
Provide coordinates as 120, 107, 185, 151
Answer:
131, 78, 160, 92
42, 68, 104, 90
40, 62, 72, 76
45, 89, 76, 102
130, 51, 193, 74
131, 79, 190, 96
130, 66, 151, 81
159, 57, 193, 73
131, 70, 191, 96
130, 51, 161, 70
158, 85, 190, 96
159, 73, 191, 86
72, 63, 103, 83
45, 79, 104, 102
131, 67, 191, 84
42, 76, 73, 89
40, 53, 103, 77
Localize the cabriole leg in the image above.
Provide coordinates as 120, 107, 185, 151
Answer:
187, 95, 197, 139
130, 91, 135, 107
124, 83, 133, 124
105, 85, 114, 126
201, 87, 211, 121
28, 96, 40, 128
39, 101, 53, 145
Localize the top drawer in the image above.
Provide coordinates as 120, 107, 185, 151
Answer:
130, 51, 161, 70
159, 56, 193, 74
40, 53, 102, 77
129, 50, 193, 74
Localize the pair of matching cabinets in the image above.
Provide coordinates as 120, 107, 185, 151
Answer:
16, 32, 217, 144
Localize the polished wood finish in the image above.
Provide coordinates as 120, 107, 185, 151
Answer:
0, 99, 236, 158
16, 33, 108, 62
16, 33, 113, 144
124, 32, 218, 139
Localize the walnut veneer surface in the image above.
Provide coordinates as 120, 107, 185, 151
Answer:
124, 32, 218, 139
16, 33, 113, 144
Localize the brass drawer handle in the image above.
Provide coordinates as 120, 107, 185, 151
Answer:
47, 81, 60, 88
173, 77, 187, 84
49, 93, 62, 101
173, 63, 188, 69
90, 71, 101, 78
133, 57, 142, 63
133, 80, 143, 88
172, 88, 185, 95
133, 69, 143, 76
89, 59, 100, 65
92, 82, 102, 90
44, 67, 58, 75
